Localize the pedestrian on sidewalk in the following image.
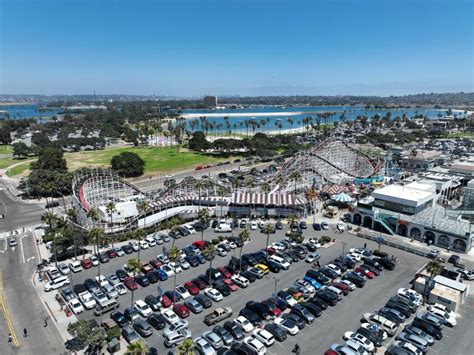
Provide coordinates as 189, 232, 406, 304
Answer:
44, 317, 49, 327
23, 328, 28, 337
8, 333, 12, 343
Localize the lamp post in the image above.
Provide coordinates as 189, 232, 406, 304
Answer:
341, 241, 347, 256
273, 277, 279, 306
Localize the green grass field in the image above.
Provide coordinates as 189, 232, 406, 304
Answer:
448, 132, 474, 138
65, 146, 237, 174
0, 145, 12, 154
5, 161, 33, 177
0, 157, 16, 170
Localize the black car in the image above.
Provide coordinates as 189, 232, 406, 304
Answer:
389, 296, 417, 312
177, 226, 190, 236
121, 244, 134, 254
306, 270, 331, 285
385, 300, 412, 317
115, 269, 128, 281
245, 301, 270, 320
241, 270, 257, 283
334, 255, 356, 269
197, 274, 211, 286
213, 325, 234, 347
282, 313, 305, 329
214, 281, 231, 297
193, 222, 208, 232
194, 294, 213, 309
163, 290, 181, 303
264, 324, 287, 342
361, 263, 381, 276
147, 313, 166, 330
73, 284, 87, 295
265, 260, 282, 273
299, 221, 307, 229
315, 290, 338, 306
374, 257, 395, 270
267, 297, 288, 311
134, 274, 150, 287
186, 256, 200, 267
308, 297, 328, 310
448, 255, 460, 265
290, 247, 306, 259
98, 252, 110, 263
146, 272, 159, 284
304, 243, 318, 252
111, 311, 129, 328
211, 219, 219, 228
242, 254, 258, 266
223, 321, 245, 341
196, 254, 207, 264
284, 251, 300, 263
332, 261, 348, 272
252, 252, 267, 264
84, 278, 99, 292
377, 310, 402, 325
301, 302, 322, 317
412, 319, 443, 340
277, 252, 294, 264
144, 295, 161, 311
228, 237, 243, 248
355, 327, 384, 347
231, 342, 257, 355
239, 308, 262, 325
364, 258, 383, 271
342, 272, 366, 288
319, 267, 338, 280
275, 220, 284, 230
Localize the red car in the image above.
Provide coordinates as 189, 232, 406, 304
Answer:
173, 303, 190, 318
266, 247, 276, 255
184, 282, 200, 295
81, 259, 92, 269
262, 300, 282, 317
161, 295, 172, 308
149, 259, 163, 269
191, 278, 207, 290
217, 267, 232, 279
223, 279, 238, 292
141, 264, 154, 274
106, 249, 118, 258
324, 350, 339, 355
192, 240, 208, 250
330, 282, 349, 296
124, 276, 139, 290
355, 266, 374, 279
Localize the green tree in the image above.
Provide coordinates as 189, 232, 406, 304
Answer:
89, 227, 105, 281
198, 208, 211, 241
105, 202, 117, 246
168, 246, 181, 304
127, 257, 142, 306
126, 341, 149, 355
261, 223, 274, 257
202, 244, 217, 286
11, 142, 30, 159
30, 146, 67, 171
67, 319, 107, 351
111, 151, 145, 177
238, 229, 250, 273
423, 260, 442, 304
133, 228, 145, 262
177, 338, 195, 355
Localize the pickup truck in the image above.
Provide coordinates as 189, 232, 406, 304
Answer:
204, 307, 233, 326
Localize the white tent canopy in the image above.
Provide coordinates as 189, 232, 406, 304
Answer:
332, 192, 354, 203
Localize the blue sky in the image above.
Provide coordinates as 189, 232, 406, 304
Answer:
0, 0, 472, 96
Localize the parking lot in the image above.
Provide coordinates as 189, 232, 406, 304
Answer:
48, 222, 433, 354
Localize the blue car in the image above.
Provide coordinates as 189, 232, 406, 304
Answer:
312, 223, 321, 231
154, 269, 168, 281
304, 276, 322, 290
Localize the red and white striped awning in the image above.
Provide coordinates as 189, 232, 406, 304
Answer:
231, 192, 306, 206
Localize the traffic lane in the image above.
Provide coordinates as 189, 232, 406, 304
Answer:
0, 190, 44, 232
1, 233, 64, 354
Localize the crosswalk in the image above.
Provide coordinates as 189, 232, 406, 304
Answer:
0, 226, 36, 239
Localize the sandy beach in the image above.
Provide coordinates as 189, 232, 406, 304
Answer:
181, 111, 304, 119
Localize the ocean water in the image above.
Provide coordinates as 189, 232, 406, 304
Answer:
0, 104, 61, 120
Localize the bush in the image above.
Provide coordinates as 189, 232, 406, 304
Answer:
218, 236, 225, 242
373, 250, 388, 257
319, 236, 332, 244
106, 327, 121, 342
212, 238, 220, 245
111, 151, 145, 177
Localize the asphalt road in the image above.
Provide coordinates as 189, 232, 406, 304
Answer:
0, 180, 44, 233
69, 226, 440, 354
0, 231, 64, 354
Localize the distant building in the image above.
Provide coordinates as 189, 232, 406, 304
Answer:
401, 150, 444, 172
203, 95, 217, 107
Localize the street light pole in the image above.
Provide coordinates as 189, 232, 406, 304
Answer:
273, 277, 279, 306
341, 241, 347, 256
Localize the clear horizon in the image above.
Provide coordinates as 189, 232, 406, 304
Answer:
1, 0, 473, 96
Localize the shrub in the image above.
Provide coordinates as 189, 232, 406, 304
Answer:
212, 238, 220, 245
373, 250, 388, 257
319, 236, 332, 244
106, 326, 121, 342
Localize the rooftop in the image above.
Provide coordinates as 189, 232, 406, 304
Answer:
373, 184, 434, 204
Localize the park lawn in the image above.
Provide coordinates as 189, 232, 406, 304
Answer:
6, 160, 33, 177
0, 157, 17, 169
448, 132, 474, 138
0, 145, 12, 154
65, 146, 237, 174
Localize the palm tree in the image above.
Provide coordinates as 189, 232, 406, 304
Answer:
261, 182, 271, 194
238, 229, 250, 273
89, 227, 105, 282
198, 208, 211, 241
261, 223, 274, 257
423, 260, 442, 304
202, 244, 217, 286
177, 338, 195, 355
127, 257, 142, 307
133, 228, 145, 262
168, 246, 181, 304
169, 217, 181, 247
41, 211, 58, 230
105, 202, 117, 246
126, 340, 149, 355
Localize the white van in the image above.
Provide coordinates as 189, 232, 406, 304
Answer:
326, 286, 343, 300
215, 223, 232, 233
231, 275, 249, 288
44, 276, 70, 292
94, 298, 119, 316
269, 255, 290, 270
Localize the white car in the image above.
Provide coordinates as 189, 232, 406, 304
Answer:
162, 319, 189, 337
160, 265, 175, 277
346, 253, 361, 262
194, 336, 215, 355
271, 242, 286, 251
427, 307, 457, 327
113, 247, 125, 257
252, 329, 275, 347
92, 290, 108, 305
326, 263, 342, 276
135, 300, 153, 317
295, 279, 315, 293
157, 254, 169, 264
95, 275, 109, 287
343, 331, 375, 352
274, 317, 299, 335
231, 274, 249, 288
308, 238, 322, 248
321, 221, 330, 230
244, 336, 266, 355
161, 309, 180, 324
340, 279, 356, 291
234, 316, 254, 333
114, 282, 127, 295
250, 222, 258, 230
68, 298, 84, 314
336, 222, 346, 232
90, 255, 99, 266
78, 291, 96, 309
456, 268, 474, 280
129, 240, 140, 251
183, 224, 196, 234
345, 339, 370, 355
179, 259, 191, 270
175, 285, 191, 300
68, 260, 83, 273
145, 236, 156, 247
216, 245, 227, 256
279, 293, 297, 307
58, 263, 70, 275
204, 288, 223, 302
228, 241, 237, 249
397, 288, 422, 306
428, 303, 455, 318
139, 240, 149, 249
168, 262, 183, 274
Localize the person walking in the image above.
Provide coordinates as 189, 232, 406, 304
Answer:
23, 328, 28, 337
292, 344, 301, 355
8, 333, 12, 343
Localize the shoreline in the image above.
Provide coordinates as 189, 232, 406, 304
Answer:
181, 111, 305, 119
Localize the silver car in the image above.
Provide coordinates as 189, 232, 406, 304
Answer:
202, 330, 224, 349
102, 283, 119, 299
194, 336, 215, 355
404, 325, 435, 346
184, 298, 204, 314
397, 332, 429, 353
162, 319, 189, 338
164, 329, 192, 347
